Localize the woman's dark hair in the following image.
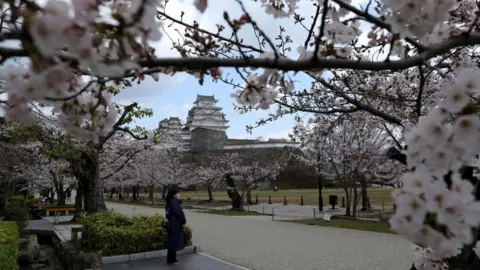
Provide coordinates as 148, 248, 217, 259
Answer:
165, 186, 180, 209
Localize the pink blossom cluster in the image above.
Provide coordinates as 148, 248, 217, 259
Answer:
1, 0, 163, 142
390, 64, 480, 267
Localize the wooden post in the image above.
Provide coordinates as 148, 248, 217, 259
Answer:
255, 195, 259, 205
313, 208, 316, 219
268, 196, 272, 204
300, 196, 304, 206
341, 197, 345, 208
283, 196, 288, 205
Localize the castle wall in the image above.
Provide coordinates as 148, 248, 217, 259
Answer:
190, 128, 227, 151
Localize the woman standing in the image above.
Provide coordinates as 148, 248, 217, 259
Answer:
165, 187, 187, 264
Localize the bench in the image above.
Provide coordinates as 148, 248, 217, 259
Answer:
45, 208, 78, 216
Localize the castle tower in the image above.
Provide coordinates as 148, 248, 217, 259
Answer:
186, 94, 229, 151
158, 117, 191, 150
186, 94, 229, 132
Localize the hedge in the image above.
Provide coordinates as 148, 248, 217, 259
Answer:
0, 222, 20, 270
79, 212, 193, 256
8, 195, 26, 206
3, 197, 29, 231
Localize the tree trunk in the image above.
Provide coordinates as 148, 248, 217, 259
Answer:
74, 150, 106, 213
0, 178, 14, 212
360, 176, 368, 211
136, 184, 140, 200
353, 184, 358, 217
109, 188, 115, 199
225, 174, 244, 210
132, 185, 138, 201
344, 188, 351, 217
161, 186, 167, 200
51, 171, 66, 206
74, 181, 83, 214
246, 189, 253, 204
149, 184, 154, 204
207, 185, 213, 202
317, 174, 323, 212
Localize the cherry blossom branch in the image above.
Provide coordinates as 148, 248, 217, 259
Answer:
156, 11, 263, 53
331, 0, 426, 51
101, 149, 143, 180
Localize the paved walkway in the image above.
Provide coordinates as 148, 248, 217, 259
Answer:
107, 202, 412, 270
103, 253, 248, 270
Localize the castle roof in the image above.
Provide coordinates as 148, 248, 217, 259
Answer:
194, 94, 218, 104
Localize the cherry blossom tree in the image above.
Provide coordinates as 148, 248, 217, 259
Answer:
3, 0, 480, 267
134, 144, 198, 201
294, 113, 392, 216
220, 150, 290, 210
187, 151, 227, 201
0, 126, 40, 211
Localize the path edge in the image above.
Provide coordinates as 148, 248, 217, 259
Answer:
198, 252, 252, 270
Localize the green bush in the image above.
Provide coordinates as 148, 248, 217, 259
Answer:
27, 192, 34, 200
8, 195, 26, 206
0, 222, 20, 270
3, 204, 29, 231
80, 212, 193, 256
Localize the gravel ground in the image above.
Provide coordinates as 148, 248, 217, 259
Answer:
106, 202, 413, 270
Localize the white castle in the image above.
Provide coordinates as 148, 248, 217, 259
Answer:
159, 94, 298, 152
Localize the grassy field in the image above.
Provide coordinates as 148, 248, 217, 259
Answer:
286, 218, 393, 234
104, 198, 166, 208
200, 209, 270, 216
178, 188, 395, 208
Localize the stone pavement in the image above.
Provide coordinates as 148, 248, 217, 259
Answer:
42, 216, 82, 242
103, 253, 249, 270
107, 201, 413, 270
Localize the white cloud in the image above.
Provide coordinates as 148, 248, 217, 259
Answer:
261, 129, 293, 140
112, 74, 187, 104
155, 103, 192, 123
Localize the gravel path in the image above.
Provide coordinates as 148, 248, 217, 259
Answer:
106, 202, 413, 270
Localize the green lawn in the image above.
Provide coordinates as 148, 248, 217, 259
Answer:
104, 198, 165, 208
199, 209, 269, 216
286, 218, 393, 234
179, 188, 395, 207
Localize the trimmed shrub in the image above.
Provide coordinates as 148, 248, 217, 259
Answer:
3, 204, 29, 231
0, 222, 20, 270
80, 212, 193, 256
8, 195, 26, 206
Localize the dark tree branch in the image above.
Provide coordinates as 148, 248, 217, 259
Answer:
304, 4, 321, 48
117, 127, 148, 140
416, 65, 425, 118
5, 32, 480, 73
313, 0, 329, 60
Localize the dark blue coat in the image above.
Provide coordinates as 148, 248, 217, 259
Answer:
165, 199, 187, 251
